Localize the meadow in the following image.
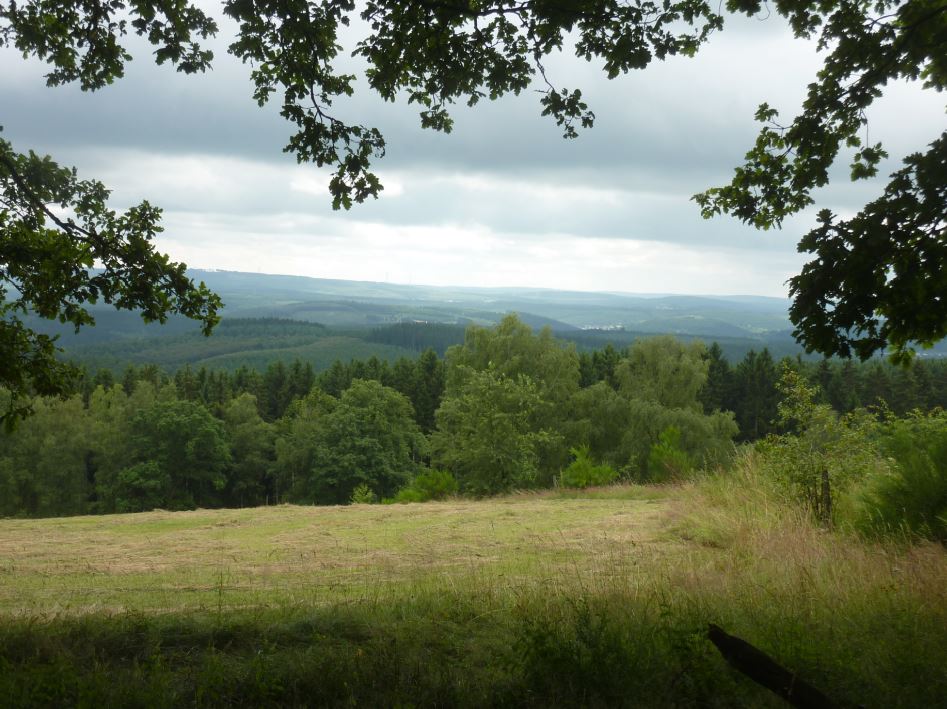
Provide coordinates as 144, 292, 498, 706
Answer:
2, 463, 945, 707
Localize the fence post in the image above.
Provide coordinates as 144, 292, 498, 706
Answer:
820, 467, 832, 526
707, 624, 839, 708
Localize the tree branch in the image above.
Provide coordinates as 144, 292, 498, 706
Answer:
0, 150, 96, 243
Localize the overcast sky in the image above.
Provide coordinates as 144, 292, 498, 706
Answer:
1, 6, 942, 297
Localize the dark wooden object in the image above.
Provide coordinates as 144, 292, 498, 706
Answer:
707, 624, 838, 709
820, 468, 833, 525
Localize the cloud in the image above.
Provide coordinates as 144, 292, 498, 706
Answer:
55, 148, 803, 253
157, 210, 807, 297
0, 6, 941, 297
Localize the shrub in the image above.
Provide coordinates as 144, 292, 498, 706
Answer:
389, 470, 458, 503
559, 447, 618, 489
646, 426, 693, 483
756, 367, 885, 524
854, 411, 947, 542
350, 484, 377, 505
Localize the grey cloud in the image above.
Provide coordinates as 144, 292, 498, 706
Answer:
60, 147, 799, 251
0, 12, 818, 175
3, 6, 938, 196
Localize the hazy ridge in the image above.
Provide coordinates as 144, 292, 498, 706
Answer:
23, 270, 827, 369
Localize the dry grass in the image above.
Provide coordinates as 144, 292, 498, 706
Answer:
0, 491, 674, 616
3, 476, 945, 625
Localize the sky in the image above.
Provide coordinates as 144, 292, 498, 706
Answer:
1, 5, 942, 297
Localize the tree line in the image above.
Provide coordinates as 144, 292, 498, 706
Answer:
4, 315, 947, 518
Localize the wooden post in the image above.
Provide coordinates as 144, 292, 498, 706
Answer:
820, 467, 832, 526
707, 624, 839, 709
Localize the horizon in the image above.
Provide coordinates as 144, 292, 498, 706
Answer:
188, 267, 794, 304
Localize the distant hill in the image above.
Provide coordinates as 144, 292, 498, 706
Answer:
194, 270, 794, 333
62, 318, 416, 372
19, 269, 852, 370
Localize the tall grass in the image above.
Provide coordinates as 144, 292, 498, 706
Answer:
850, 413, 947, 542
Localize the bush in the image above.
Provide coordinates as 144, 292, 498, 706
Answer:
389, 470, 458, 503
559, 447, 618, 489
756, 368, 885, 524
854, 411, 947, 542
646, 426, 693, 483
350, 484, 377, 505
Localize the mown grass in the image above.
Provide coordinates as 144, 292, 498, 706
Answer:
1, 473, 945, 707
0, 492, 670, 615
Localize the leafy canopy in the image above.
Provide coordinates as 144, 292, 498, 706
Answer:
1, 1, 222, 426
694, 1, 947, 363
2, 1, 944, 423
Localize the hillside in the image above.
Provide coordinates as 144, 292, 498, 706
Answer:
188, 271, 797, 336
22, 270, 946, 370
22, 270, 816, 370
64, 318, 417, 372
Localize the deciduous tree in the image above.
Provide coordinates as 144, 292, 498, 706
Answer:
432, 368, 554, 494
304, 379, 424, 504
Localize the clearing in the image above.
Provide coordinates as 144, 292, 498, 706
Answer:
0, 488, 668, 615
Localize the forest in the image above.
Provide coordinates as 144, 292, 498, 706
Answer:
3, 314, 946, 544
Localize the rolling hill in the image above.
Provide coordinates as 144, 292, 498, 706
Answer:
21, 270, 838, 370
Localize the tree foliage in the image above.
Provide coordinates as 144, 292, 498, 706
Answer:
858, 409, 947, 542
694, 1, 946, 361
6, 332, 947, 517
432, 368, 554, 495
306, 379, 424, 504
275, 380, 423, 504
120, 396, 232, 510
592, 336, 738, 479
436, 314, 580, 487
0, 135, 221, 426
755, 367, 889, 524
222, 393, 275, 506
615, 335, 708, 410
0, 2, 223, 426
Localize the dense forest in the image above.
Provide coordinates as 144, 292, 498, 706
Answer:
57, 315, 816, 373
3, 314, 947, 524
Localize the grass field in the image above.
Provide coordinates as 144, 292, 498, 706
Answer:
0, 487, 667, 616
2, 469, 946, 707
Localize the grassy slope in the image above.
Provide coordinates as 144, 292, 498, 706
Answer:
0, 488, 667, 615
1, 479, 945, 707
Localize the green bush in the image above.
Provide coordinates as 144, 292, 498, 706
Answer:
855, 411, 947, 542
756, 368, 886, 524
389, 469, 458, 503
646, 426, 693, 483
350, 484, 377, 505
558, 447, 618, 489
